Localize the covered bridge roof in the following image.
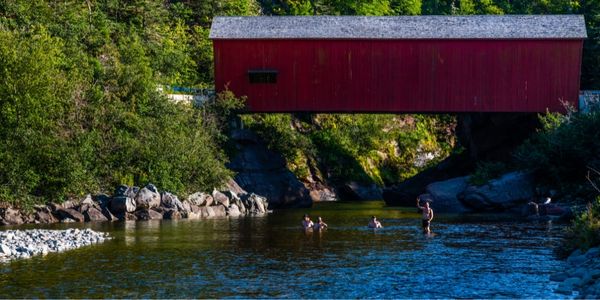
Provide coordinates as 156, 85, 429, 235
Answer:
210, 15, 587, 40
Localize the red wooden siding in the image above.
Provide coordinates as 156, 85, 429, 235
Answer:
213, 39, 583, 113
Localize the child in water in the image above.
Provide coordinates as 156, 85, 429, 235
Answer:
313, 216, 328, 231
301, 214, 314, 230
368, 216, 382, 228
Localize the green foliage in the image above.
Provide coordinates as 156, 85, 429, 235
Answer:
514, 111, 600, 195
468, 161, 508, 186
243, 113, 456, 186
0, 0, 252, 206
562, 197, 600, 255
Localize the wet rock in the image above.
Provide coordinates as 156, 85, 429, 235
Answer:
135, 209, 163, 221
568, 250, 587, 266
0, 207, 23, 225
212, 205, 227, 217
587, 247, 600, 259
242, 193, 268, 215
83, 207, 109, 222
56, 208, 85, 223
110, 196, 136, 214
164, 210, 182, 220
135, 184, 161, 209
227, 204, 241, 217
423, 176, 471, 213
459, 171, 535, 211
123, 212, 138, 221
161, 192, 186, 211
34, 207, 58, 224
187, 192, 213, 207
212, 189, 230, 207
309, 186, 337, 202
101, 205, 118, 221
383, 153, 474, 207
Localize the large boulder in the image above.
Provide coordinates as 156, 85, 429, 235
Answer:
110, 196, 136, 214
459, 171, 535, 211
423, 176, 471, 213
135, 184, 161, 209
337, 182, 382, 201
212, 205, 227, 217
0, 207, 24, 225
34, 207, 58, 224
224, 178, 248, 196
212, 189, 230, 207
199, 206, 227, 218
83, 207, 109, 222
114, 185, 139, 198
242, 193, 268, 215
161, 192, 186, 212
93, 194, 112, 207
187, 192, 213, 207
135, 209, 163, 220
228, 129, 312, 209
227, 193, 247, 215
383, 153, 474, 206
227, 204, 242, 217
164, 210, 182, 220
101, 205, 118, 221
56, 208, 85, 222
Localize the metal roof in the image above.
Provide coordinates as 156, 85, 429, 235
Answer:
209, 15, 587, 40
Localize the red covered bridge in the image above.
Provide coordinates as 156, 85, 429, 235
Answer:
210, 15, 587, 113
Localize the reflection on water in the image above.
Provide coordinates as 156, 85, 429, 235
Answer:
0, 201, 567, 298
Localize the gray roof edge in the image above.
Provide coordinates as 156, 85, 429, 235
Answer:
209, 15, 587, 40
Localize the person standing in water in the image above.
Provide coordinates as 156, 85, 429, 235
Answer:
313, 216, 328, 231
368, 216, 382, 228
417, 197, 433, 234
301, 214, 314, 230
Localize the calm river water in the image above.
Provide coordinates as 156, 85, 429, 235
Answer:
0, 201, 568, 298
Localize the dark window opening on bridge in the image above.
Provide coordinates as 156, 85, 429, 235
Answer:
248, 69, 278, 84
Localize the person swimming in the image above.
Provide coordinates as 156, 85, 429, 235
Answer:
313, 216, 328, 231
416, 197, 434, 234
301, 214, 314, 230
368, 216, 382, 229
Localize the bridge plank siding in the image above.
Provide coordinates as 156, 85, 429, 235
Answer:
213, 39, 583, 113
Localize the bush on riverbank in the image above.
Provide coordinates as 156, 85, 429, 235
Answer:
0, 2, 251, 208
514, 110, 600, 198
560, 197, 600, 256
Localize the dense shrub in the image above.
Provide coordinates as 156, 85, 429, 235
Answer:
242, 113, 456, 186
561, 197, 600, 255
0, 1, 255, 208
514, 111, 600, 196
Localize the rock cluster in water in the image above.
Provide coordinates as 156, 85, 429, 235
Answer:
0, 179, 270, 226
0, 229, 109, 262
551, 247, 600, 297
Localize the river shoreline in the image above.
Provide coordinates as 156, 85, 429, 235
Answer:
0, 228, 109, 262
0, 180, 270, 227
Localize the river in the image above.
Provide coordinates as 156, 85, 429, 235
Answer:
0, 201, 568, 298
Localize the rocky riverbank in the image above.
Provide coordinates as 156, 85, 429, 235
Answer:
551, 247, 600, 297
0, 229, 109, 262
0, 179, 270, 226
